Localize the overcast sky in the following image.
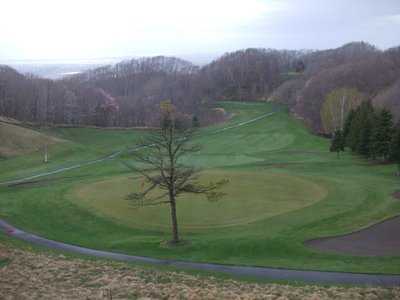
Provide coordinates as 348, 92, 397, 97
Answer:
1, 0, 399, 62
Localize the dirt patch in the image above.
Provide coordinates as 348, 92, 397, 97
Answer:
0, 244, 399, 299
0, 246, 9, 260
392, 191, 400, 200
306, 216, 400, 256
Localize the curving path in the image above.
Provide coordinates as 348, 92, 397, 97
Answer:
1, 219, 400, 286
1, 108, 400, 286
0, 111, 276, 187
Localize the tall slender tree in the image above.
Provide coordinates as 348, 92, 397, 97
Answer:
390, 126, 400, 175
371, 109, 393, 160
345, 101, 375, 156
320, 88, 363, 134
126, 101, 227, 244
343, 109, 355, 143
330, 129, 345, 158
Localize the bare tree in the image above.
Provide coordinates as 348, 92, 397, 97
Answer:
320, 88, 364, 134
125, 102, 227, 244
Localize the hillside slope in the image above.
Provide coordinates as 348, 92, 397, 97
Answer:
0, 120, 62, 157
271, 43, 400, 132
1, 243, 399, 299
1, 42, 399, 132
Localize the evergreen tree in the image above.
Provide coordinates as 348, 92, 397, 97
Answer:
360, 102, 375, 157
346, 101, 375, 155
343, 109, 355, 142
192, 115, 200, 128
370, 109, 394, 160
330, 129, 345, 158
346, 106, 362, 152
390, 126, 400, 175
358, 118, 373, 157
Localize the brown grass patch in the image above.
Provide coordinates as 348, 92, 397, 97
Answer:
0, 243, 399, 299
393, 191, 400, 200
0, 122, 63, 157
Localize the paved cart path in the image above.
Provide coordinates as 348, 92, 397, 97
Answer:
0, 219, 400, 286
0, 111, 275, 187
1, 109, 400, 286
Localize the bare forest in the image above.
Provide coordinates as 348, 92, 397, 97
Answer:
1, 42, 399, 131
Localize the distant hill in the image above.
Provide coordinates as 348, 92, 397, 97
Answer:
0, 118, 62, 157
8, 63, 106, 80
270, 42, 400, 132
1, 42, 399, 132
80, 56, 199, 81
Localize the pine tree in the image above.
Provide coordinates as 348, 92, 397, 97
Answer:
346, 101, 375, 156
192, 115, 200, 128
343, 109, 355, 142
390, 126, 400, 175
358, 119, 373, 157
371, 109, 394, 160
330, 129, 345, 158
346, 107, 362, 152
356, 102, 375, 157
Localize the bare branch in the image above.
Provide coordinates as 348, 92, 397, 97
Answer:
126, 113, 228, 243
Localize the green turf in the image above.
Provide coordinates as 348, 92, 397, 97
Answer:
0, 126, 147, 181
0, 101, 399, 275
69, 170, 327, 231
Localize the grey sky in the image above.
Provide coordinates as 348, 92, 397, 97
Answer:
0, 0, 399, 61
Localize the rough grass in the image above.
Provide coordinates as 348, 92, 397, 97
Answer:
0, 102, 400, 275
0, 125, 147, 182
0, 121, 62, 157
1, 243, 399, 299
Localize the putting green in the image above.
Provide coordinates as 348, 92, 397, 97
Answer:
69, 170, 328, 231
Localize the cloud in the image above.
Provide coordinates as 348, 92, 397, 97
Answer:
0, 0, 398, 61
382, 14, 400, 24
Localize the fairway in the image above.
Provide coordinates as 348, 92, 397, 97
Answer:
1, 101, 400, 275
70, 171, 327, 230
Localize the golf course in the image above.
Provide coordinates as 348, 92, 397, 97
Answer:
1, 101, 399, 275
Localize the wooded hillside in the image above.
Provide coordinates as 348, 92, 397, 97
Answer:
1, 42, 399, 131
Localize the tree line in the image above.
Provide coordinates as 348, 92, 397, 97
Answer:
271, 42, 400, 133
0, 50, 302, 128
1, 42, 399, 131
330, 101, 400, 172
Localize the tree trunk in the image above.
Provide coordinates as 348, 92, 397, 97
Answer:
169, 192, 179, 243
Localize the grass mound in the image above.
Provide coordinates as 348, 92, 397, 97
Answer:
70, 170, 327, 231
0, 121, 62, 157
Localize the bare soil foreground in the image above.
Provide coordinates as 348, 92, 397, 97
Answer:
306, 216, 400, 256
1, 245, 400, 300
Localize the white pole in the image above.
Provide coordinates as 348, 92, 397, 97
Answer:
44, 144, 48, 163
340, 93, 346, 130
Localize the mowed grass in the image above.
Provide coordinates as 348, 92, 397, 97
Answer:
0, 101, 400, 275
69, 170, 327, 230
0, 125, 148, 181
